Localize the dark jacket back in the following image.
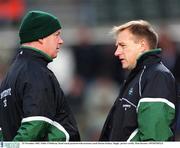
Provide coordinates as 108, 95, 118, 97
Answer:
0, 47, 80, 141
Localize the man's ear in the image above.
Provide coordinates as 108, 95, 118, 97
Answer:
140, 39, 148, 52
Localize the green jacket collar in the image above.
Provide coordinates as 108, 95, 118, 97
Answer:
137, 48, 161, 63
21, 46, 53, 62
133, 48, 162, 71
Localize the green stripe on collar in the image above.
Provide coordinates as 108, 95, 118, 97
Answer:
21, 46, 53, 61
137, 48, 161, 61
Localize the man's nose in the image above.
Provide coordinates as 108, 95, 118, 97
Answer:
114, 47, 122, 56
59, 37, 64, 44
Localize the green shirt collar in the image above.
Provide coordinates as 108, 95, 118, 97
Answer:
21, 46, 53, 62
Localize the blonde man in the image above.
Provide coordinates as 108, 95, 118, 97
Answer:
99, 20, 177, 141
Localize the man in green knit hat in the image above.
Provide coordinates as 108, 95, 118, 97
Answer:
0, 10, 80, 141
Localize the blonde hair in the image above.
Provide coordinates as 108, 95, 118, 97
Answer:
112, 20, 158, 49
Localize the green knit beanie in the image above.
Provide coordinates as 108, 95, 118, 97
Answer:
19, 10, 61, 44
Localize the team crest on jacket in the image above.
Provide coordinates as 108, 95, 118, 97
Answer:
128, 87, 133, 96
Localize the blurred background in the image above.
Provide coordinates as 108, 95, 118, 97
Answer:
1, 0, 180, 141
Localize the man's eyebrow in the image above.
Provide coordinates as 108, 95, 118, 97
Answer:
55, 31, 61, 35
116, 42, 125, 46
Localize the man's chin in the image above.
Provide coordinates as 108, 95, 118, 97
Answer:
52, 55, 57, 59
122, 65, 132, 71
122, 64, 128, 69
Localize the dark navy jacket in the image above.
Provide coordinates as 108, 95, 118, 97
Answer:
0, 46, 80, 141
100, 49, 177, 141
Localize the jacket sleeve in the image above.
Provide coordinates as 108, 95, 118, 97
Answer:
13, 68, 69, 141
132, 71, 176, 141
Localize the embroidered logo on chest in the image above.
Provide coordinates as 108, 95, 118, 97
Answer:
0, 88, 11, 108
119, 98, 137, 111
128, 87, 133, 96
123, 104, 131, 111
